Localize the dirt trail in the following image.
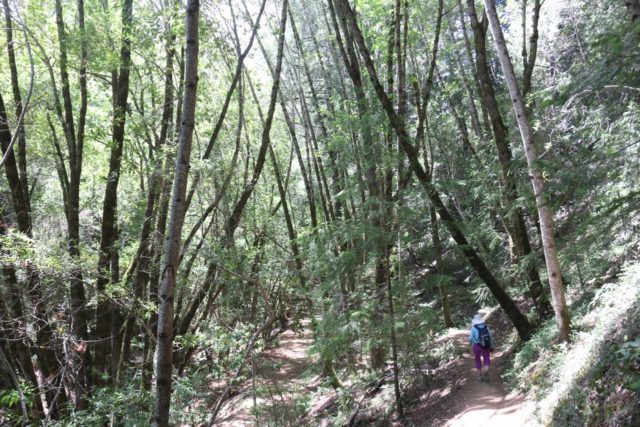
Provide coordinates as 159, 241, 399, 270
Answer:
440, 331, 532, 427
214, 325, 317, 426
406, 329, 533, 427
210, 321, 534, 426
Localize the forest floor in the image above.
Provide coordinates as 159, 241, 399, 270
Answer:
209, 315, 536, 426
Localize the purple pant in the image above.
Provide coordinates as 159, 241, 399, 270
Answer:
473, 344, 490, 370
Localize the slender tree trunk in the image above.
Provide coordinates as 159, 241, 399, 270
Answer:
483, 0, 570, 342
94, 0, 133, 384
142, 46, 183, 393
226, 0, 288, 241
328, 0, 388, 367
467, 0, 549, 316
446, 27, 482, 139
431, 206, 453, 327
54, 0, 91, 406
3, 0, 30, 216
0, 210, 44, 418
245, 74, 306, 287
174, 0, 290, 368
523, 0, 541, 98
387, 2, 406, 393
152, 0, 199, 424
119, 3, 176, 375
110, 226, 122, 380
457, 0, 491, 137
182, 0, 267, 214
385, 245, 403, 417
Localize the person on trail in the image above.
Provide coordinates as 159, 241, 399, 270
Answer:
469, 314, 494, 381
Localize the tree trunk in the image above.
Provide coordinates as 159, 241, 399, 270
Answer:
226, 0, 288, 241
152, 0, 200, 424
431, 206, 453, 327
483, 0, 570, 342
457, 0, 491, 137
173, 0, 290, 371
521, 0, 541, 98
385, 245, 404, 417
54, 0, 91, 406
94, 0, 133, 384
142, 44, 184, 394
3, 0, 30, 216
467, 0, 549, 316
328, 0, 387, 367
182, 0, 267, 214
0, 210, 44, 418
289, 5, 344, 222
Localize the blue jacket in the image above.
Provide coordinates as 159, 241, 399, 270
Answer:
469, 323, 493, 348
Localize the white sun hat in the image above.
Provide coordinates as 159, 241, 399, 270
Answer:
472, 314, 483, 326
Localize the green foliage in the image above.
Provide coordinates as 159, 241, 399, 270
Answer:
65, 387, 153, 426
0, 389, 25, 426
503, 319, 559, 391
615, 337, 640, 392
0, 0, 639, 424
0, 388, 21, 409
429, 339, 458, 366
470, 284, 496, 307
504, 264, 640, 426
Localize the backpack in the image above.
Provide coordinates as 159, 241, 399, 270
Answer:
474, 324, 491, 349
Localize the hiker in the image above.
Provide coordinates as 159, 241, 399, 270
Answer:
469, 314, 494, 381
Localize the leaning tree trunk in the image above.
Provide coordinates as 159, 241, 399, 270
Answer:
152, 1, 199, 425
483, 0, 570, 342
336, 0, 533, 341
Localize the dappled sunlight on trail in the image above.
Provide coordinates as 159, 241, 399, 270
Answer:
405, 326, 535, 426
442, 334, 533, 427
444, 382, 532, 427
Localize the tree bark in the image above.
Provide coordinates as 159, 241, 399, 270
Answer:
54, 0, 91, 406
483, 0, 570, 342
431, 206, 453, 327
457, 0, 491, 137
152, 0, 200, 424
94, 0, 133, 384
2, 0, 30, 216
522, 0, 541, 98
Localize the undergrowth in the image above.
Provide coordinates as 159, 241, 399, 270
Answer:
504, 262, 640, 426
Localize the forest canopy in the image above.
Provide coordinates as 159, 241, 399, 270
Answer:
1, 0, 639, 425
